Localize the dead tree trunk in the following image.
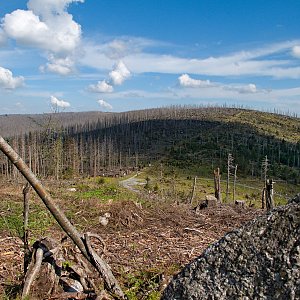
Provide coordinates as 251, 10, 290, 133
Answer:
217, 168, 222, 203
261, 187, 266, 209
0, 136, 124, 299
226, 153, 233, 201
233, 165, 238, 202
190, 176, 197, 205
265, 179, 274, 211
213, 168, 222, 203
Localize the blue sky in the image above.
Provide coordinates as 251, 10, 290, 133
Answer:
0, 0, 300, 114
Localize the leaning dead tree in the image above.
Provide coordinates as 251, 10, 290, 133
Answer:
0, 136, 124, 299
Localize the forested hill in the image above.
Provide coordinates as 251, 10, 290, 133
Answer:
1, 107, 299, 142
0, 107, 299, 182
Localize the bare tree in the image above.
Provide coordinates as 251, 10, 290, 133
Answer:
262, 155, 269, 184
261, 155, 270, 209
265, 179, 275, 210
233, 164, 238, 202
226, 153, 234, 201
190, 176, 197, 205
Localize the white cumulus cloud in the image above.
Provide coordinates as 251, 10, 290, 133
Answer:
2, 9, 81, 54
109, 61, 131, 85
97, 99, 113, 110
88, 80, 114, 93
292, 45, 300, 58
3, 10, 49, 48
87, 61, 131, 95
40, 55, 75, 75
27, 0, 84, 17
239, 83, 257, 94
0, 67, 24, 89
1, 0, 83, 75
50, 95, 70, 108
178, 74, 212, 88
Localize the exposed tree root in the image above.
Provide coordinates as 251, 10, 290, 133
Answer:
21, 236, 118, 299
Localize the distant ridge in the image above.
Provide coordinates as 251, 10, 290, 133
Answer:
0, 111, 110, 137
0, 106, 299, 182
1, 106, 299, 143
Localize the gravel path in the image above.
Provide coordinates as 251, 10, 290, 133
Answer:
119, 174, 146, 193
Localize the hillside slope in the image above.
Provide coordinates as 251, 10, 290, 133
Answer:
0, 107, 299, 182
1, 107, 299, 142
0, 111, 110, 137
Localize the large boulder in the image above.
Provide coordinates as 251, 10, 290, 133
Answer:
162, 194, 300, 299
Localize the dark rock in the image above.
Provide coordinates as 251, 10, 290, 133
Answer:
162, 201, 300, 300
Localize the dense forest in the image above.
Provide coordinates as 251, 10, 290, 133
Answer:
1, 106, 299, 183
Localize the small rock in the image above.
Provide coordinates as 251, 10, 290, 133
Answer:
99, 216, 109, 226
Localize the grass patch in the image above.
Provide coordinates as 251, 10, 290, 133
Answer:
136, 166, 295, 207
123, 270, 162, 300
0, 197, 54, 240
79, 185, 119, 200
0, 211, 23, 238
71, 177, 141, 203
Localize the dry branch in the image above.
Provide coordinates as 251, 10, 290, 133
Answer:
184, 227, 202, 234
84, 233, 124, 298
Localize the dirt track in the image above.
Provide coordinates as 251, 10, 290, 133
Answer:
119, 174, 146, 193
